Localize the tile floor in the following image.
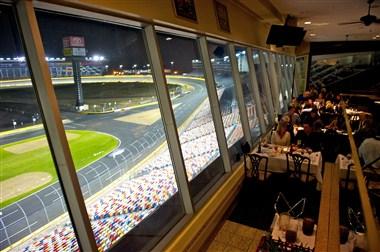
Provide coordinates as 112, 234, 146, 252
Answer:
206, 220, 267, 252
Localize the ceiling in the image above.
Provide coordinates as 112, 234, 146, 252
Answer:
237, 0, 380, 42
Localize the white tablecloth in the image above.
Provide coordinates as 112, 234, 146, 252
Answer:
336, 154, 355, 180
270, 213, 316, 249
340, 231, 368, 252
250, 144, 323, 186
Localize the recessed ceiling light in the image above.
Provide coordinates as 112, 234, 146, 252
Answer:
304, 21, 312, 25
166, 37, 172, 41
311, 22, 329, 26
376, 34, 380, 38
309, 33, 316, 37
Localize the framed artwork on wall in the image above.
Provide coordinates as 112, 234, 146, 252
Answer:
214, 1, 230, 32
172, 0, 197, 22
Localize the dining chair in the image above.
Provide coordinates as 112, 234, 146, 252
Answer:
241, 142, 251, 177
274, 192, 306, 218
343, 163, 356, 190
286, 153, 312, 183
363, 156, 380, 200
247, 153, 269, 181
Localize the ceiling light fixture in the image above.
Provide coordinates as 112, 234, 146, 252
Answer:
311, 22, 329, 26
376, 34, 380, 38
309, 33, 316, 37
304, 21, 312, 25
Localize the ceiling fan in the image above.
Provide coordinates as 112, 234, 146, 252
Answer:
339, 0, 380, 26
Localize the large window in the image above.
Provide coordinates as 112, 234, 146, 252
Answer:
260, 51, 278, 115
295, 56, 308, 96
271, 53, 286, 114
157, 33, 224, 203
0, 6, 78, 251
252, 49, 274, 129
287, 56, 295, 98
235, 47, 261, 141
268, 52, 284, 114
34, 11, 184, 251
279, 55, 290, 102
207, 42, 244, 163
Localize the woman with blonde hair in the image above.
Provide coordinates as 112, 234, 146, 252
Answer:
271, 119, 291, 146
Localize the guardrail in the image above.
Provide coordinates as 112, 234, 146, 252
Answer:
342, 108, 380, 252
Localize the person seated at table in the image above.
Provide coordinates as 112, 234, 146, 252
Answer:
271, 119, 291, 146
325, 113, 346, 131
285, 105, 301, 126
355, 117, 374, 146
359, 129, 380, 169
295, 121, 321, 151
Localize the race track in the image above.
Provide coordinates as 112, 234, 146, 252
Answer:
0, 75, 208, 250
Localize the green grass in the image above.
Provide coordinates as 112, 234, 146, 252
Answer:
0, 130, 119, 208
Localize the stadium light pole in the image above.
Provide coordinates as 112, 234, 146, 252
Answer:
197, 37, 231, 173
143, 25, 194, 214
227, 44, 252, 145
15, 1, 98, 251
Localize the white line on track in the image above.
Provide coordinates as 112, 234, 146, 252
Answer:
1, 209, 19, 219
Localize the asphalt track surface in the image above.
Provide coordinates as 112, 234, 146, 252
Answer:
0, 75, 209, 250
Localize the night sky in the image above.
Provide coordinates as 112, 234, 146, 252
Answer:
0, 6, 24, 57
0, 6, 226, 73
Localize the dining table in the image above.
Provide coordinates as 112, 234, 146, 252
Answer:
336, 154, 356, 182
251, 144, 323, 188
270, 213, 317, 250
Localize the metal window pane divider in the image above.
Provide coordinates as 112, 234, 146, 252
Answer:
227, 44, 252, 146
246, 48, 266, 136
283, 56, 292, 97
282, 56, 289, 91
257, 50, 276, 123
278, 54, 289, 108
282, 55, 292, 105
15, 1, 98, 251
143, 25, 194, 214
289, 57, 295, 98
274, 54, 286, 109
252, 49, 275, 128
290, 57, 297, 98
265, 51, 281, 115
197, 36, 232, 173
279, 55, 290, 103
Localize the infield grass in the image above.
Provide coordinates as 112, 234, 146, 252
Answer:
0, 130, 119, 207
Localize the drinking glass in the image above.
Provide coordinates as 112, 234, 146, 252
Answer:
302, 218, 315, 236
340, 226, 349, 244
285, 218, 298, 243
279, 213, 290, 231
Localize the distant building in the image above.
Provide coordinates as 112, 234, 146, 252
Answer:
0, 57, 105, 80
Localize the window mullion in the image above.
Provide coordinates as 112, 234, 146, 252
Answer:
227, 44, 252, 145
15, 1, 97, 251
143, 25, 194, 214
246, 48, 266, 134
197, 36, 231, 173
261, 51, 279, 116
257, 51, 275, 125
